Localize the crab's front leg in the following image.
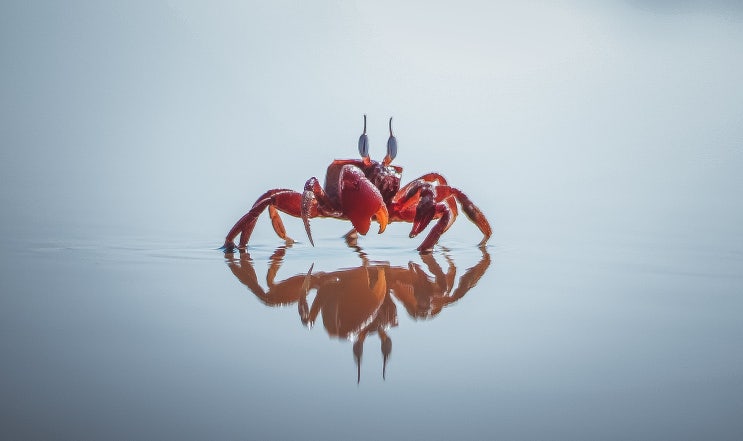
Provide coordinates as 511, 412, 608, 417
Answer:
390, 183, 453, 252
301, 177, 337, 246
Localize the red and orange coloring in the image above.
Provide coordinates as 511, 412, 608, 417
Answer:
222, 116, 492, 252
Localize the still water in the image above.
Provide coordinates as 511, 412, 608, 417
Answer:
1, 221, 741, 440
2, 1, 743, 439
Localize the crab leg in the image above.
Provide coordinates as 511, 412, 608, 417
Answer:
448, 245, 491, 301
394, 180, 457, 231
450, 188, 492, 245
301, 177, 336, 246
413, 172, 448, 186
421, 252, 454, 293
224, 248, 312, 307
415, 203, 452, 252
268, 206, 294, 244
397, 173, 458, 219
222, 189, 307, 251
392, 179, 491, 249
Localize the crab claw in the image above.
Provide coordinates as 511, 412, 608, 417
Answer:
339, 165, 389, 235
409, 188, 436, 238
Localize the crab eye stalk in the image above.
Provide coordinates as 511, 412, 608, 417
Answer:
385, 117, 397, 164
358, 114, 369, 159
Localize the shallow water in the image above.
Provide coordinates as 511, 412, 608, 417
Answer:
2, 225, 742, 440
2, 1, 743, 439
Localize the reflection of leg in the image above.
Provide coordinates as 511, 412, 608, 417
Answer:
354, 289, 398, 383
449, 246, 492, 302
306, 280, 328, 328
226, 245, 315, 309
343, 228, 373, 267
266, 245, 289, 287
378, 327, 392, 380
353, 332, 367, 384
441, 249, 457, 292
298, 264, 313, 325
343, 228, 358, 247
421, 252, 452, 293
225, 251, 269, 301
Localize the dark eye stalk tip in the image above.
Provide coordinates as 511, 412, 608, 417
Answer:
386, 116, 397, 162
358, 114, 369, 159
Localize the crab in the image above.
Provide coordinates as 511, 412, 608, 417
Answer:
222, 115, 492, 252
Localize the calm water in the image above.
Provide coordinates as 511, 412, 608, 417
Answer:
2, 1, 743, 440
2, 225, 742, 440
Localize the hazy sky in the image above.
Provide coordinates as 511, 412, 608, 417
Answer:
1, 1, 741, 246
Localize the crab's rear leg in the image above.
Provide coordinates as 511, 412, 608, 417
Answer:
425, 186, 492, 249
401, 175, 492, 243
449, 188, 492, 246
223, 189, 309, 251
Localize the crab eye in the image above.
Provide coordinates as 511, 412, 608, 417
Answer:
386, 117, 397, 160
358, 114, 369, 158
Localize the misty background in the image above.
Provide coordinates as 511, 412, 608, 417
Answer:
2, 2, 743, 440
1, 0, 741, 251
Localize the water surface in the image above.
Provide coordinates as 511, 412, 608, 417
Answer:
1, 1, 743, 440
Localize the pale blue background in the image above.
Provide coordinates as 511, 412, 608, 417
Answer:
1, 1, 742, 440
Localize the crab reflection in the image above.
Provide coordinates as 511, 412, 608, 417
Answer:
225, 244, 490, 382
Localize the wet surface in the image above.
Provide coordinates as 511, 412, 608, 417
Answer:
1, 227, 742, 440
2, 1, 743, 439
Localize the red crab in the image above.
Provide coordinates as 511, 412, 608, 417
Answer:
222, 115, 492, 252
